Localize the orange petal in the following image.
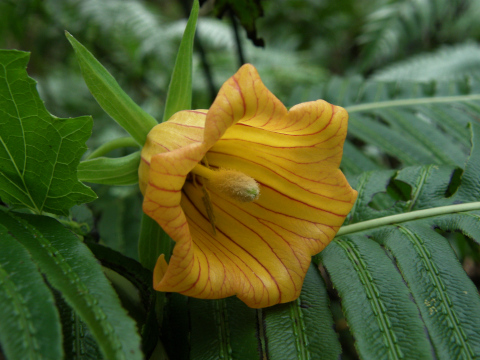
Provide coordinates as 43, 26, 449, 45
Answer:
140, 64, 357, 308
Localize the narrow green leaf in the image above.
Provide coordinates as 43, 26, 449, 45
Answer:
263, 264, 341, 360
0, 50, 96, 215
0, 210, 143, 360
66, 32, 158, 145
163, 0, 199, 122
78, 151, 141, 185
321, 236, 433, 360
0, 223, 62, 360
379, 224, 480, 359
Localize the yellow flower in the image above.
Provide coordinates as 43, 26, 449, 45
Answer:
139, 64, 357, 308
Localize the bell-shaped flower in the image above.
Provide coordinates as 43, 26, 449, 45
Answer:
139, 64, 357, 308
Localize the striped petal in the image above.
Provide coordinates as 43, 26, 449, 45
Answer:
140, 64, 357, 308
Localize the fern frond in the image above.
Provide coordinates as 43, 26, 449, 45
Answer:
319, 124, 480, 359
44, 0, 173, 65
291, 76, 480, 174
372, 42, 480, 81
357, 0, 476, 71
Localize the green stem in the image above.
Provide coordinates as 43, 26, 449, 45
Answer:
345, 94, 480, 113
337, 202, 480, 236
86, 137, 139, 160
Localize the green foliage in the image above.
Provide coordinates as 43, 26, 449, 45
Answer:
0, 50, 96, 215
356, 0, 480, 71
290, 76, 480, 175
2, 1, 480, 359
0, 224, 62, 360
163, 0, 199, 122
372, 42, 480, 81
66, 32, 158, 146
0, 210, 143, 360
319, 124, 480, 359
210, 0, 264, 46
160, 264, 340, 360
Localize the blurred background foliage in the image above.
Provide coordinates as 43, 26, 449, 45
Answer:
2, 1, 480, 358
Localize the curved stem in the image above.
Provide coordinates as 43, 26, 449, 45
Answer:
78, 151, 140, 186
337, 202, 480, 236
86, 137, 139, 160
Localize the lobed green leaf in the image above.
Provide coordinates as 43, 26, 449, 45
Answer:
0, 50, 96, 215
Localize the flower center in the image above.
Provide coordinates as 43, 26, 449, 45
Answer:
191, 164, 260, 203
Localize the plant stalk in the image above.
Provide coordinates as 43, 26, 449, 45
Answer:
337, 202, 480, 236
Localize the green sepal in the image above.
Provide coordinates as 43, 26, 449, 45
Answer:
78, 151, 141, 185
66, 32, 158, 145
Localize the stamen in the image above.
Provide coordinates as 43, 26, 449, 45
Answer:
191, 164, 260, 203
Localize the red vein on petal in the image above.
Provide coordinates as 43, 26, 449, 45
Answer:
180, 247, 208, 295
209, 192, 296, 299
207, 150, 353, 202
251, 201, 333, 232
210, 190, 320, 277
232, 76, 247, 119
233, 116, 341, 138
169, 122, 205, 129
183, 190, 274, 305
185, 110, 207, 115
259, 182, 351, 214
148, 182, 181, 192
190, 229, 230, 297
259, 217, 327, 249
